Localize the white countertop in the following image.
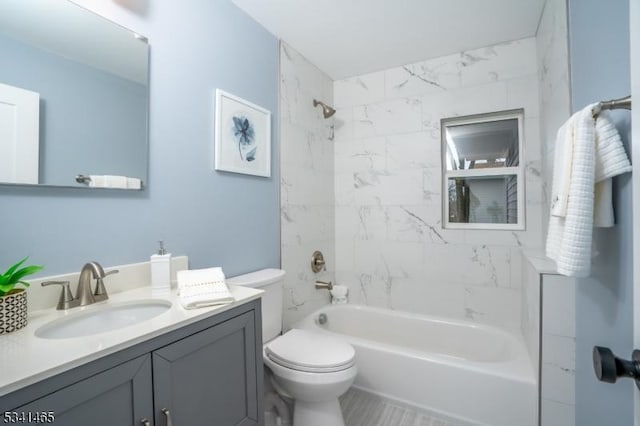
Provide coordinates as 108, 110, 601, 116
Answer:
0, 284, 263, 397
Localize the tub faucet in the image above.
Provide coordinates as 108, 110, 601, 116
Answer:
314, 280, 333, 291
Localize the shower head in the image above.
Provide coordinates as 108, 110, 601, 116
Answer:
313, 99, 336, 119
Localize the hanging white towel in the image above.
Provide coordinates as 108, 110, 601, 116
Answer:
546, 105, 632, 277
550, 121, 574, 217
593, 179, 615, 227
593, 111, 631, 226
546, 105, 596, 277
594, 111, 632, 181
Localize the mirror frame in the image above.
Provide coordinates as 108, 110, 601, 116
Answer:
0, 1, 150, 190
440, 109, 526, 230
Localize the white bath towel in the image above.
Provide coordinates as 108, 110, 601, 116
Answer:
89, 175, 142, 189
550, 122, 574, 218
126, 177, 142, 190
594, 179, 614, 227
593, 112, 632, 226
546, 105, 632, 276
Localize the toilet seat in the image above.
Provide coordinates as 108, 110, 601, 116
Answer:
265, 329, 355, 373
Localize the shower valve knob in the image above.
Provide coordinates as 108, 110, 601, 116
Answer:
593, 346, 640, 390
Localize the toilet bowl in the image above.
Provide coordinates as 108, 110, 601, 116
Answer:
263, 329, 357, 426
226, 269, 357, 426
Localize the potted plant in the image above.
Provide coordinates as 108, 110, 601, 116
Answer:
0, 257, 43, 334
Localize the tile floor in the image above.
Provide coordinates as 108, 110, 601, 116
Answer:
340, 387, 460, 426
265, 387, 470, 426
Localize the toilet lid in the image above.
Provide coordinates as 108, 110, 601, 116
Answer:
265, 329, 355, 373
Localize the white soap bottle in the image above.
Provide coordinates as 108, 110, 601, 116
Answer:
150, 240, 171, 295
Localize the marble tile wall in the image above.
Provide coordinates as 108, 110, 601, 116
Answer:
537, 0, 572, 235
333, 37, 542, 331
521, 255, 542, 378
280, 42, 335, 329
541, 274, 576, 426
536, 1, 574, 424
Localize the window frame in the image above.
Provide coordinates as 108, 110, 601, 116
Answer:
441, 109, 526, 231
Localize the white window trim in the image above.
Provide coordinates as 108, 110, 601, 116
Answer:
441, 109, 526, 231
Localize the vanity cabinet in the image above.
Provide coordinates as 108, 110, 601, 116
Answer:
153, 311, 259, 426
14, 355, 153, 425
1, 300, 263, 426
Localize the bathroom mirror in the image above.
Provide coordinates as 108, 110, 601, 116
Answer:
0, 0, 149, 189
441, 109, 525, 230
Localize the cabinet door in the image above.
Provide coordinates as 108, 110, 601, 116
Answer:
15, 355, 153, 426
153, 311, 259, 426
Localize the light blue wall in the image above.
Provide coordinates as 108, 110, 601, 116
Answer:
569, 0, 633, 424
0, 32, 147, 185
0, 0, 280, 277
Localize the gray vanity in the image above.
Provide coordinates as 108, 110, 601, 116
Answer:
0, 298, 263, 425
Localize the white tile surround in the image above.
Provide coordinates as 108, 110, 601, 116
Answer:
537, 0, 572, 236
541, 274, 576, 426
535, 0, 574, 424
278, 4, 576, 423
280, 42, 335, 329
333, 37, 542, 332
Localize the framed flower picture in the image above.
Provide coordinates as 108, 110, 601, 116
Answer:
214, 89, 271, 177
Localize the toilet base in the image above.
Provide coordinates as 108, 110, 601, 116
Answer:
293, 398, 345, 426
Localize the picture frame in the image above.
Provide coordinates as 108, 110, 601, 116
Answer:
214, 89, 272, 177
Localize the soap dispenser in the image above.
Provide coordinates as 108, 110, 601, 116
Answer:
150, 240, 171, 295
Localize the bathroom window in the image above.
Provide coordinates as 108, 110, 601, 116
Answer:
441, 109, 525, 230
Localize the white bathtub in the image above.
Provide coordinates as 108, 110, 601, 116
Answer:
296, 304, 537, 426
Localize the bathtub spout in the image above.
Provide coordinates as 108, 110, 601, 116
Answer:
315, 280, 333, 290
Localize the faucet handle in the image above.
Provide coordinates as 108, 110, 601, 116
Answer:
94, 269, 118, 302
104, 269, 119, 277
41, 280, 79, 310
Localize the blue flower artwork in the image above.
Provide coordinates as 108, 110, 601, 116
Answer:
232, 115, 257, 162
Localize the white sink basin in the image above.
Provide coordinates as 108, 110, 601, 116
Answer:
35, 300, 172, 339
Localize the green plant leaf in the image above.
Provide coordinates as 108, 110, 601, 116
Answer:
0, 283, 15, 293
3, 257, 27, 278
10, 265, 44, 283
0, 275, 9, 286
17, 281, 31, 288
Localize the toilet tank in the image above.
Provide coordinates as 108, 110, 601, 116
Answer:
227, 268, 286, 343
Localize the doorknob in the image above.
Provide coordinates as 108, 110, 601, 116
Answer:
593, 346, 640, 389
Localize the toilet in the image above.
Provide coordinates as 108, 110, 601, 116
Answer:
227, 269, 356, 426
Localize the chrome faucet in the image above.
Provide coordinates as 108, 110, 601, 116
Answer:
42, 261, 119, 310
314, 280, 333, 291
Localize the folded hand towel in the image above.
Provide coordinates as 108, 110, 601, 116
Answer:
177, 267, 234, 309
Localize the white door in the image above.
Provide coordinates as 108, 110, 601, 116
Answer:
0, 82, 40, 184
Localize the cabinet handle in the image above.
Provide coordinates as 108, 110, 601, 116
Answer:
140, 419, 150, 426
161, 408, 173, 426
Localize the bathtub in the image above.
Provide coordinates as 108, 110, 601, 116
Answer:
295, 304, 537, 426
